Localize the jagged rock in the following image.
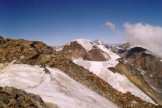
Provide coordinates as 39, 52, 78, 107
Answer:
0, 86, 47, 108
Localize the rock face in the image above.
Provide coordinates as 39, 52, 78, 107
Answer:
62, 41, 88, 59
114, 46, 162, 105
115, 62, 162, 106
0, 86, 47, 108
62, 40, 110, 61
85, 47, 110, 61
123, 47, 162, 93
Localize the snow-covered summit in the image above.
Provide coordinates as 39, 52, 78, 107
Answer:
73, 39, 107, 51
74, 39, 94, 51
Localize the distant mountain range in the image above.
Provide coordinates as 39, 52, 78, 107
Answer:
0, 36, 161, 108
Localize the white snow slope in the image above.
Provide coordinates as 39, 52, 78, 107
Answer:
0, 64, 118, 108
75, 39, 93, 51
73, 47, 155, 104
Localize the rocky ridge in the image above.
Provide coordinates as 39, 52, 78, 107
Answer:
61, 39, 110, 61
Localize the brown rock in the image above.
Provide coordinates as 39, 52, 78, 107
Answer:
124, 47, 162, 94
62, 41, 110, 61
0, 86, 47, 108
0, 37, 54, 64
84, 47, 110, 61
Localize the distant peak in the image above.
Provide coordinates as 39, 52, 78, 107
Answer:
72, 38, 93, 51
93, 40, 105, 45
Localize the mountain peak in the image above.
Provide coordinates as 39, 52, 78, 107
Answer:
73, 38, 93, 51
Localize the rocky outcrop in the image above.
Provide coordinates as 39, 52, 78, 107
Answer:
62, 41, 110, 61
115, 62, 162, 106
122, 47, 162, 94
62, 41, 88, 59
0, 37, 54, 64
84, 46, 110, 61
0, 86, 47, 108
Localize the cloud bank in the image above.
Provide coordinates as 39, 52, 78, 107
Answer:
124, 23, 162, 57
105, 21, 116, 32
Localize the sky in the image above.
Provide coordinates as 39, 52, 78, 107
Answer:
0, 0, 162, 45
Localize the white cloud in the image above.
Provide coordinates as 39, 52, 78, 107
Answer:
105, 21, 116, 32
124, 22, 162, 57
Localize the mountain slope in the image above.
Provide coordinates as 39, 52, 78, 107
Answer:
0, 86, 48, 108
114, 46, 162, 105
0, 64, 118, 108
0, 37, 161, 108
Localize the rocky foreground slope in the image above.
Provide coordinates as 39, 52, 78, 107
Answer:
0, 86, 48, 108
0, 37, 161, 108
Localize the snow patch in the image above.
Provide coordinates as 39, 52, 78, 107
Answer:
0, 64, 118, 108
74, 39, 120, 61
97, 44, 120, 61
73, 59, 155, 104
